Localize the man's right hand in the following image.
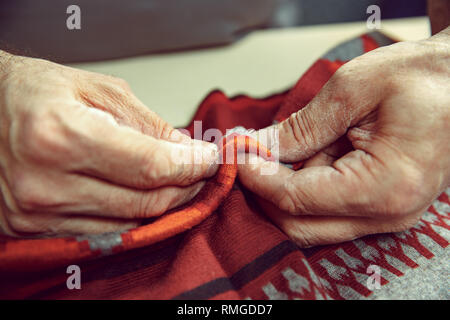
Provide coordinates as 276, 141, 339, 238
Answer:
238, 29, 450, 247
0, 51, 218, 237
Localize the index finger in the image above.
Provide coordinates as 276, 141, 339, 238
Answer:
59, 105, 219, 189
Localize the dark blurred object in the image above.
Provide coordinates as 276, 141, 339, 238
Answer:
427, 0, 450, 34
0, 0, 279, 62
272, 0, 427, 27
0, 0, 427, 63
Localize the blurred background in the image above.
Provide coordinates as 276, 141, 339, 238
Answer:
272, 0, 426, 26
0, 0, 433, 127
0, 0, 427, 62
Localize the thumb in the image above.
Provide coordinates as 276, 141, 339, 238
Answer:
263, 63, 380, 163
238, 151, 382, 217
273, 81, 351, 162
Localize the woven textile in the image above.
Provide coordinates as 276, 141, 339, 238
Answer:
0, 31, 448, 299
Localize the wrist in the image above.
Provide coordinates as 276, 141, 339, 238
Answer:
0, 50, 16, 83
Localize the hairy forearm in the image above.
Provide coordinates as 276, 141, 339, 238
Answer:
0, 50, 30, 85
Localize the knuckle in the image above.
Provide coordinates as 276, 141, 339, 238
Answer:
278, 193, 298, 215
30, 122, 60, 153
113, 77, 131, 91
157, 121, 176, 140
173, 161, 198, 185
330, 65, 351, 87
285, 111, 318, 154
140, 163, 158, 187
94, 76, 132, 106
6, 211, 49, 235
278, 176, 307, 215
394, 215, 422, 232
284, 224, 318, 248
102, 76, 131, 94
9, 171, 55, 212
13, 110, 67, 162
292, 235, 316, 248
141, 149, 185, 187
374, 165, 425, 217
7, 214, 35, 234
140, 151, 170, 187
134, 193, 168, 218
134, 195, 156, 218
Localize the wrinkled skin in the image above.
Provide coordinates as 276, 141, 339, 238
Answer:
239, 28, 450, 247
0, 52, 218, 236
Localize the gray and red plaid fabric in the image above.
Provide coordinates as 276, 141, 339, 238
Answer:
0, 31, 448, 299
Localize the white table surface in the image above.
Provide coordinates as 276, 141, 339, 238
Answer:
69, 17, 431, 128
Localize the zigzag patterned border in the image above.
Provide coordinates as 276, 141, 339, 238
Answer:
250, 188, 449, 300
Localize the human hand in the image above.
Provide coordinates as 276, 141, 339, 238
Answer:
239, 29, 450, 247
0, 51, 218, 237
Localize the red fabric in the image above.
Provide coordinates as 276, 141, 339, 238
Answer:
274, 59, 345, 122
0, 34, 448, 299
0, 135, 271, 273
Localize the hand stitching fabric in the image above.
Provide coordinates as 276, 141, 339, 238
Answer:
0, 134, 271, 272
